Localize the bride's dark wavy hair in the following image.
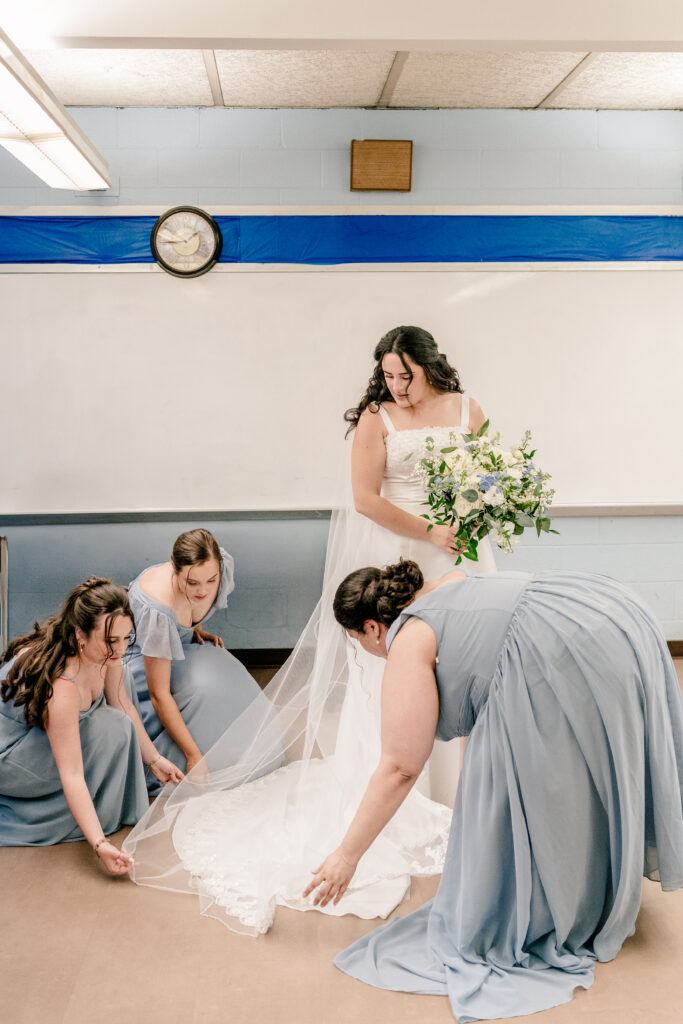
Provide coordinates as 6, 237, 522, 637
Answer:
0, 577, 133, 729
344, 325, 463, 434
333, 559, 424, 632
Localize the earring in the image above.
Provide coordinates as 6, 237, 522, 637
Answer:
78, 641, 84, 653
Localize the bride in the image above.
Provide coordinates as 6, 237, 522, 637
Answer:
123, 325, 497, 934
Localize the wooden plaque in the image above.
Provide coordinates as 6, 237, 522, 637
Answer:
350, 139, 413, 192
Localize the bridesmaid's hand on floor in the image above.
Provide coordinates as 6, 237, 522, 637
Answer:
97, 842, 135, 876
303, 848, 358, 907
193, 627, 224, 648
150, 755, 185, 785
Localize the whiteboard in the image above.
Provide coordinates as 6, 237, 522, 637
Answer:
1, 267, 681, 513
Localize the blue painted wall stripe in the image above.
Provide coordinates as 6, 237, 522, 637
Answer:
1, 214, 683, 264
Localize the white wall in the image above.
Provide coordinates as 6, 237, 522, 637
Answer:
1, 265, 681, 513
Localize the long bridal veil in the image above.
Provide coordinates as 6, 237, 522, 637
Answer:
123, 450, 451, 935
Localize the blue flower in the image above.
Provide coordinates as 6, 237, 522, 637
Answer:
479, 472, 501, 492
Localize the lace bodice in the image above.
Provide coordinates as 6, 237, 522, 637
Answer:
380, 400, 472, 507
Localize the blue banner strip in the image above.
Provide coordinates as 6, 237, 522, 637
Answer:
1, 214, 683, 264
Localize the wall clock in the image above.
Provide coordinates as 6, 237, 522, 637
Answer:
151, 206, 222, 278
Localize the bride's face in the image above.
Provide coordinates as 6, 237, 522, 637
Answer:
381, 352, 430, 408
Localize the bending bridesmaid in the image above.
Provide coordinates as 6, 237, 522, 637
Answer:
126, 528, 263, 779
305, 561, 683, 1022
0, 578, 182, 873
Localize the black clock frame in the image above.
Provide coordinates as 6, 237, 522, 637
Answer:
150, 206, 223, 279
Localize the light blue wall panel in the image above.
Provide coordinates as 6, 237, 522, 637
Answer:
0, 518, 329, 651
3, 108, 683, 206
1, 516, 681, 649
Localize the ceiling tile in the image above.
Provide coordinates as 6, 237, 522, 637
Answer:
214, 50, 394, 107
545, 52, 683, 109
25, 49, 214, 106
390, 51, 587, 108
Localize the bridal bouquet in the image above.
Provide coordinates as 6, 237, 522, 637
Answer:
418, 422, 557, 564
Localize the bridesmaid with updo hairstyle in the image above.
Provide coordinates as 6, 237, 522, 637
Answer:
308, 560, 683, 1022
0, 578, 181, 873
126, 528, 263, 780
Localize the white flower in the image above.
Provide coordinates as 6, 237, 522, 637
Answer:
455, 493, 476, 518
483, 487, 505, 507
490, 524, 516, 553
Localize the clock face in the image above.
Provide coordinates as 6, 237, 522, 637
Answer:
151, 207, 222, 277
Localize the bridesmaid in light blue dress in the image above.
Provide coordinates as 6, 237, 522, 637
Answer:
126, 529, 263, 785
0, 578, 182, 870
305, 560, 683, 1022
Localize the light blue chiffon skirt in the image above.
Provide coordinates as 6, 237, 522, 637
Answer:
335, 572, 683, 1022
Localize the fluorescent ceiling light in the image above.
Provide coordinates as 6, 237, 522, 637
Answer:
0, 27, 110, 190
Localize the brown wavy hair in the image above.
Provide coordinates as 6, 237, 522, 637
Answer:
171, 528, 221, 572
333, 559, 424, 632
344, 325, 463, 434
1, 577, 133, 729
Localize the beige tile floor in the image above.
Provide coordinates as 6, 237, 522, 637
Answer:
2, 661, 682, 1024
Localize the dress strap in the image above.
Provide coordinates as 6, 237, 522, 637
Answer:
377, 404, 397, 433
57, 672, 78, 686
460, 395, 470, 429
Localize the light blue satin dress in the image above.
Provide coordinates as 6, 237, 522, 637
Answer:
0, 664, 149, 845
126, 551, 263, 785
335, 571, 683, 1022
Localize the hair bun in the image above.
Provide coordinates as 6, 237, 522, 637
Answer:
374, 559, 424, 625
381, 559, 424, 591
80, 576, 109, 592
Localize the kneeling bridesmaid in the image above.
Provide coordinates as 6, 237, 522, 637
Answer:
126, 529, 263, 781
0, 578, 182, 873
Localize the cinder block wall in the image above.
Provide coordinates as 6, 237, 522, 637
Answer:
2, 108, 683, 206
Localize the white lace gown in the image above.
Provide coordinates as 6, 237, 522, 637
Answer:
127, 396, 496, 934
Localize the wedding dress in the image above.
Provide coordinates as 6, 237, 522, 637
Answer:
124, 396, 496, 934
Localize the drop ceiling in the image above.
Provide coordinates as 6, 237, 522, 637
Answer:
20, 48, 683, 110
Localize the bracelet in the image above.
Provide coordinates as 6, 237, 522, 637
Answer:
146, 753, 162, 770
92, 836, 107, 857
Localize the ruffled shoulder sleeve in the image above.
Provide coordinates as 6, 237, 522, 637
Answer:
128, 583, 184, 661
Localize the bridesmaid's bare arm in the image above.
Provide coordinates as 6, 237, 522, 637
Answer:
144, 656, 202, 771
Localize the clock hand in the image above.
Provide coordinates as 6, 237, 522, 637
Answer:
157, 228, 200, 245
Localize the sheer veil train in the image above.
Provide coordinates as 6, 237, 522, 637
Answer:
123, 450, 453, 935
